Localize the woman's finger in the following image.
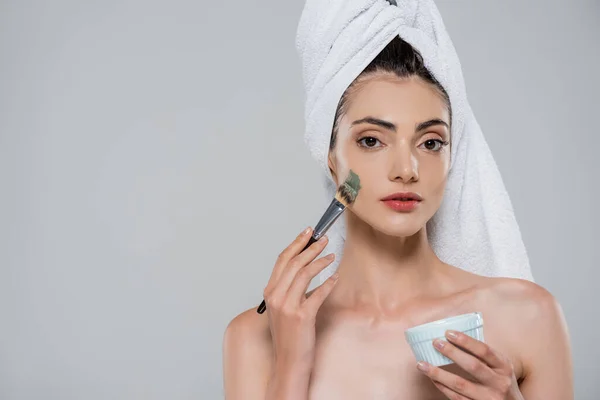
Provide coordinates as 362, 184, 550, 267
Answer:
303, 272, 339, 313
417, 361, 485, 399
291, 233, 330, 268
431, 338, 495, 384
264, 227, 313, 294
286, 253, 336, 304
432, 381, 472, 400
445, 330, 505, 369
270, 235, 329, 299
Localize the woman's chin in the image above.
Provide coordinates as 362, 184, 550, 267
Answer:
367, 218, 424, 238
382, 226, 423, 238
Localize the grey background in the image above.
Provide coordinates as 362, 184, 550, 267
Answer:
1, 0, 598, 399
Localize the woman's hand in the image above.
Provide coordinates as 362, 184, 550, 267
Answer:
263, 226, 338, 371
416, 330, 524, 400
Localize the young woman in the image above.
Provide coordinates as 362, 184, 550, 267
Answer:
223, 36, 573, 400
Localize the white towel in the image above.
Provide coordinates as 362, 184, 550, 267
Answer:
295, 0, 535, 284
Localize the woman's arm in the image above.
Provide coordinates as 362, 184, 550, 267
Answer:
518, 288, 574, 398
223, 309, 272, 399
223, 228, 337, 400
223, 308, 312, 400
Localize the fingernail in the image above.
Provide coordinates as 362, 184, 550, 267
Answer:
417, 362, 429, 372
446, 330, 458, 340
303, 227, 311, 235
326, 253, 335, 260
331, 272, 339, 280
319, 235, 328, 242
433, 339, 445, 350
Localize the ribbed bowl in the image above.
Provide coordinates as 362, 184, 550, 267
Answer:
404, 312, 484, 367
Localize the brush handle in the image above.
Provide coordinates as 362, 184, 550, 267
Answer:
257, 198, 345, 315
256, 236, 317, 314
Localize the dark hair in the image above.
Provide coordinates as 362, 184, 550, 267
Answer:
329, 35, 452, 151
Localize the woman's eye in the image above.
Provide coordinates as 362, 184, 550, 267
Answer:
420, 139, 447, 152
358, 136, 382, 148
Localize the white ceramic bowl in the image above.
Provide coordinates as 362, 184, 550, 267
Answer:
404, 312, 484, 367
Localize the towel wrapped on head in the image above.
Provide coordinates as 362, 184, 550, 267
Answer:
295, 0, 535, 284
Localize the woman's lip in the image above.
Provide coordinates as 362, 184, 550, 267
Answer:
381, 199, 421, 212
381, 192, 423, 201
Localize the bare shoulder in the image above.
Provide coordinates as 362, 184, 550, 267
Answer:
224, 306, 272, 343
481, 279, 572, 395
483, 276, 560, 312
472, 276, 566, 328
223, 306, 273, 360
222, 307, 273, 398
481, 278, 570, 360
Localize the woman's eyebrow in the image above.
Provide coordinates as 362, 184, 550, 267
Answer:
350, 116, 449, 132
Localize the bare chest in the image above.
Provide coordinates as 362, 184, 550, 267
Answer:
307, 300, 522, 399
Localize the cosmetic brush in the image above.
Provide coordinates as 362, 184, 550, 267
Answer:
256, 169, 361, 314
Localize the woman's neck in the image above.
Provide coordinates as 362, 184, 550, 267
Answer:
330, 216, 452, 316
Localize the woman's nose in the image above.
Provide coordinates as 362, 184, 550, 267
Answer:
388, 146, 418, 183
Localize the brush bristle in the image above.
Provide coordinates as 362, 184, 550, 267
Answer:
335, 169, 361, 207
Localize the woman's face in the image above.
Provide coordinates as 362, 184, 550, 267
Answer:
328, 75, 451, 237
